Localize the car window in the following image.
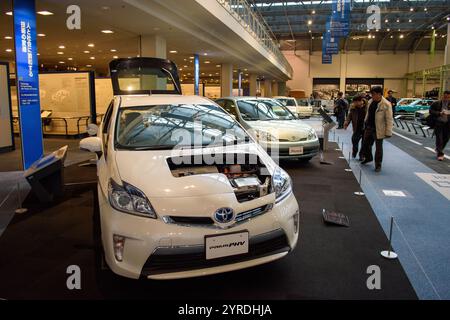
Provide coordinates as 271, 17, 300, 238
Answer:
223, 100, 239, 118
115, 104, 250, 150
398, 99, 418, 106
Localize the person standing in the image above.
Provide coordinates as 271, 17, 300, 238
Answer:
386, 90, 397, 116
344, 95, 367, 160
361, 86, 393, 172
334, 92, 348, 129
429, 90, 450, 161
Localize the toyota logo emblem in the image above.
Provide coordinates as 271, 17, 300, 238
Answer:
214, 207, 235, 224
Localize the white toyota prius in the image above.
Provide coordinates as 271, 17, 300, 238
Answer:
80, 58, 299, 280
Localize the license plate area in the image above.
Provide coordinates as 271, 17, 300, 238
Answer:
205, 231, 249, 260
289, 146, 304, 155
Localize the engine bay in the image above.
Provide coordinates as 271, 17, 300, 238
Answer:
167, 155, 271, 202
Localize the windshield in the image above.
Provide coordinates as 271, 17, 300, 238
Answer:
276, 98, 296, 107
115, 104, 251, 150
398, 99, 419, 106
236, 99, 296, 121
297, 99, 310, 106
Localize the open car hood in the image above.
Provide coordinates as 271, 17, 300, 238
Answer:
109, 57, 182, 95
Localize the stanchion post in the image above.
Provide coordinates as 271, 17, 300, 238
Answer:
354, 169, 365, 196
381, 217, 398, 259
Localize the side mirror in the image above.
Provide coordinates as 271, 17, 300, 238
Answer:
80, 137, 102, 156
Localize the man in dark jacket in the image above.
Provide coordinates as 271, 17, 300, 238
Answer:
344, 95, 367, 160
429, 90, 450, 161
386, 90, 397, 116
334, 92, 348, 129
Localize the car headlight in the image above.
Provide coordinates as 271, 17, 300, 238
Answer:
108, 179, 157, 218
307, 129, 317, 140
271, 167, 292, 203
255, 130, 278, 142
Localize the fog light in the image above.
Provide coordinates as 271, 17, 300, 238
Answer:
293, 210, 300, 234
113, 234, 125, 262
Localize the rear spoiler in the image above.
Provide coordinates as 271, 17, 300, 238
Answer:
109, 57, 182, 96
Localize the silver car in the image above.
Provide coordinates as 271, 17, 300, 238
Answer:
216, 97, 320, 161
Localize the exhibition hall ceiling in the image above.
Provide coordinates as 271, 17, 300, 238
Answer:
251, 0, 449, 51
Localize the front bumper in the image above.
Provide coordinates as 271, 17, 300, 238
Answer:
263, 140, 320, 159
98, 186, 299, 279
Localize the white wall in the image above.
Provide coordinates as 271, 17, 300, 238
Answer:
284, 50, 445, 97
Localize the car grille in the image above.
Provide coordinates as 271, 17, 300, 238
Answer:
140, 229, 290, 277
163, 205, 272, 228
278, 137, 308, 142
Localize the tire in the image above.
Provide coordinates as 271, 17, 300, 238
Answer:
299, 157, 312, 163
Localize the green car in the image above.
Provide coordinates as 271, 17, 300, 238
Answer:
396, 98, 436, 114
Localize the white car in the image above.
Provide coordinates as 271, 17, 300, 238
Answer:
80, 58, 299, 280
273, 96, 313, 118
215, 97, 320, 161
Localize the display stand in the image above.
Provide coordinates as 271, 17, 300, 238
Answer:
318, 106, 336, 151
24, 146, 68, 203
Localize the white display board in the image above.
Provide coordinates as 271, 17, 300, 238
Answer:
95, 78, 113, 114
0, 63, 13, 150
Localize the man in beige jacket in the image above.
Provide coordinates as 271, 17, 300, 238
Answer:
361, 86, 393, 172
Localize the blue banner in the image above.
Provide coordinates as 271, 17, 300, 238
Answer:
331, 0, 350, 37
322, 34, 333, 64
13, 0, 43, 169
323, 24, 339, 55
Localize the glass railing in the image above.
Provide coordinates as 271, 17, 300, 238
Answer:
216, 0, 293, 78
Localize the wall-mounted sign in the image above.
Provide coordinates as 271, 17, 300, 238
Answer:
14, 0, 43, 169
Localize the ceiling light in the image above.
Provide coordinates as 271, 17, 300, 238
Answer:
68, 58, 73, 61
90, 57, 95, 60
396, 19, 400, 23
37, 33, 46, 37
58, 45, 65, 49
320, 36, 323, 39
110, 49, 117, 52
59, 61, 65, 64
4, 36, 12, 40
447, 17, 450, 21
86, 65, 92, 67
37, 53, 40, 56
399, 34, 404, 39
424, 8, 427, 12
390, 35, 394, 39
84, 50, 90, 53
169, 50, 178, 54
308, 20, 312, 25
113, 55, 118, 59
88, 43, 95, 47
183, 65, 188, 68
5, 49, 12, 52
203, 53, 208, 56
189, 56, 194, 59
408, 19, 412, 23
37, 11, 54, 16
308, 30, 311, 33
409, 8, 413, 12
179, 68, 183, 71
312, 10, 315, 15
5, 11, 12, 16
57, 52, 64, 55
387, 28, 390, 32
216, 64, 221, 67
101, 30, 114, 34
431, 26, 435, 30
204, 61, 210, 64
385, 19, 388, 23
